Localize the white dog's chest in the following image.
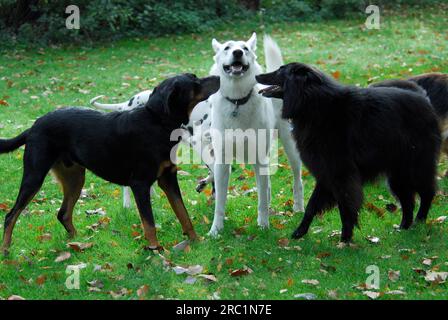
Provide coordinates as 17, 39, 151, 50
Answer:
211, 95, 274, 131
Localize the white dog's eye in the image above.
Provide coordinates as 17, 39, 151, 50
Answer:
243, 47, 249, 51
224, 46, 230, 51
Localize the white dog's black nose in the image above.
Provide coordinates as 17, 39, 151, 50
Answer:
233, 50, 243, 58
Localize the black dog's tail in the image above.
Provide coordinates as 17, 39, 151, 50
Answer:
0, 129, 29, 154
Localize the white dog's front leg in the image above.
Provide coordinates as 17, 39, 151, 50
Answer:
254, 163, 270, 229
123, 186, 132, 208
209, 163, 230, 236
279, 121, 304, 212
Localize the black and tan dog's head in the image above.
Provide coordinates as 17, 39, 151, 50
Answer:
256, 63, 326, 119
149, 74, 220, 123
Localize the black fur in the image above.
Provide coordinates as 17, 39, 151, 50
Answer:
372, 73, 448, 157
257, 63, 441, 243
371, 73, 448, 119
0, 73, 219, 254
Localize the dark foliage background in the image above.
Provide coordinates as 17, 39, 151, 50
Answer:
0, 0, 443, 45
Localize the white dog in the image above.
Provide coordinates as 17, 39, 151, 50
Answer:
90, 34, 304, 234
207, 34, 304, 236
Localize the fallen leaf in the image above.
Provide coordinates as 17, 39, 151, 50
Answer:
422, 258, 433, 266
293, 293, 317, 300
0, 202, 9, 212
184, 276, 197, 284
365, 202, 385, 218
137, 285, 149, 298
363, 291, 381, 299
278, 238, 289, 247
86, 208, 106, 216
109, 288, 129, 299
388, 270, 400, 282
172, 240, 190, 252
67, 242, 94, 252
87, 279, 104, 289
230, 267, 253, 277
328, 290, 338, 299
198, 274, 218, 282
332, 70, 341, 79
35, 275, 46, 286
386, 290, 405, 295
186, 265, 204, 276
37, 233, 52, 242
366, 236, 380, 244
434, 216, 447, 224
424, 271, 448, 283
301, 279, 319, 286
54, 252, 71, 263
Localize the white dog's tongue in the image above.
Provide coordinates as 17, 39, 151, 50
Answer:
231, 65, 243, 73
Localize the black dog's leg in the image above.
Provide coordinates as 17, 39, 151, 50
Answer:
292, 183, 335, 239
2, 146, 56, 255
333, 178, 363, 243
415, 188, 435, 223
158, 167, 198, 241
388, 176, 415, 229
417, 160, 437, 223
131, 182, 162, 250
52, 162, 86, 237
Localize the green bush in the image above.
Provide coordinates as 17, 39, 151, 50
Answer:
0, 0, 445, 46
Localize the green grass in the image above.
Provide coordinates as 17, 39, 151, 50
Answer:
1, 7, 448, 300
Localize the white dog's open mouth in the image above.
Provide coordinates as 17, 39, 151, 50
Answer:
223, 61, 250, 75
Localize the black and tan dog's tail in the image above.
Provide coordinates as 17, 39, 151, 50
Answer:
0, 129, 29, 154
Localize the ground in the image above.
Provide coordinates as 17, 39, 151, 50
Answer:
0, 7, 448, 300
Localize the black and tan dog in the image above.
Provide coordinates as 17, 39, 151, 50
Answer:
371, 73, 448, 156
0, 73, 220, 255
256, 63, 441, 243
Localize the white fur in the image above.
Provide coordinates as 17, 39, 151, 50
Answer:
89, 34, 304, 225
208, 33, 304, 236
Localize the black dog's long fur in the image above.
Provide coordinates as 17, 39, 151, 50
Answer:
0, 73, 219, 255
371, 73, 448, 153
257, 63, 441, 242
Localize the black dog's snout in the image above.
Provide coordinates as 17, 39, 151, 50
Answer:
233, 50, 243, 58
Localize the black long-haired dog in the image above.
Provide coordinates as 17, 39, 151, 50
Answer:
371, 73, 448, 156
0, 74, 220, 255
256, 63, 441, 243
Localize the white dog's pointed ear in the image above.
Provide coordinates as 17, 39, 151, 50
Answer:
212, 38, 222, 53
247, 32, 257, 51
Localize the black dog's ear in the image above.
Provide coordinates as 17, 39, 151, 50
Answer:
164, 80, 181, 115
291, 65, 323, 85
282, 74, 306, 119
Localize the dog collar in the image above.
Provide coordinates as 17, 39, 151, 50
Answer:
225, 90, 253, 117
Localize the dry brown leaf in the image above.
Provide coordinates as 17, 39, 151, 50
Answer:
137, 285, 149, 298
54, 252, 71, 263
36, 275, 46, 286
37, 233, 52, 242
278, 238, 290, 247
67, 242, 94, 252
230, 267, 253, 277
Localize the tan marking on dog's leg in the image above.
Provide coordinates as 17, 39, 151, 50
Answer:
51, 162, 85, 237
158, 166, 198, 241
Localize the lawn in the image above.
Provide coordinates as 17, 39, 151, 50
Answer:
1, 6, 448, 300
